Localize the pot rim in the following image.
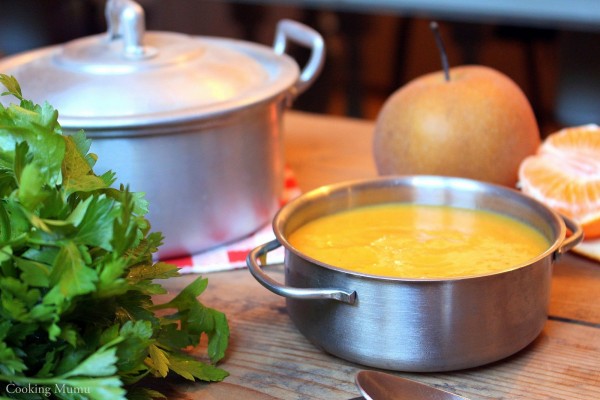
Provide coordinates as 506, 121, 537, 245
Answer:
273, 175, 572, 282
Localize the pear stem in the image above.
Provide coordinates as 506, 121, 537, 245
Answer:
430, 21, 450, 82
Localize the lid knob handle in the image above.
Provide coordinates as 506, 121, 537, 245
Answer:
105, 0, 157, 59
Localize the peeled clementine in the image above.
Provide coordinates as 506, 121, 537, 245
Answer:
518, 124, 600, 239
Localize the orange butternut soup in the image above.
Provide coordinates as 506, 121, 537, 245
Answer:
287, 204, 549, 278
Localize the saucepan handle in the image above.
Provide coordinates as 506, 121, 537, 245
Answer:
556, 215, 584, 258
247, 239, 357, 304
273, 19, 325, 96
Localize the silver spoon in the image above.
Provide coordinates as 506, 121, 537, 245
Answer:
355, 370, 470, 400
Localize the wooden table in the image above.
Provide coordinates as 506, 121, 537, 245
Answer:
162, 111, 600, 399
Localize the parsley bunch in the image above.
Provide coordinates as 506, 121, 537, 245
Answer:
0, 75, 229, 399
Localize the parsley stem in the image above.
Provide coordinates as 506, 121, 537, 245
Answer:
0, 201, 10, 242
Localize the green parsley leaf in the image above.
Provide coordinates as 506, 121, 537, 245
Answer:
48, 241, 98, 300
0, 75, 22, 100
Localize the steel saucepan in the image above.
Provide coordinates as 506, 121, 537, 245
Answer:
247, 175, 583, 372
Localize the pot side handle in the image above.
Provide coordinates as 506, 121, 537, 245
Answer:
556, 214, 584, 258
247, 239, 357, 304
273, 19, 325, 97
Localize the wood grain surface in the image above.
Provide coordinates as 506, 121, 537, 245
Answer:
159, 111, 600, 399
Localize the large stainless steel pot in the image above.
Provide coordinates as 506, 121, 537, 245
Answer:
0, 0, 324, 258
247, 176, 583, 372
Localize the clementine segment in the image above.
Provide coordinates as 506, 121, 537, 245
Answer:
519, 124, 600, 239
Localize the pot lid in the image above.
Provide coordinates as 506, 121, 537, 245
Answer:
0, 0, 307, 129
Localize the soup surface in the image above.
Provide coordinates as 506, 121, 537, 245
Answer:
287, 203, 549, 278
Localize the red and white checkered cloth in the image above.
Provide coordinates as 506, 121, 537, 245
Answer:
166, 168, 301, 274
